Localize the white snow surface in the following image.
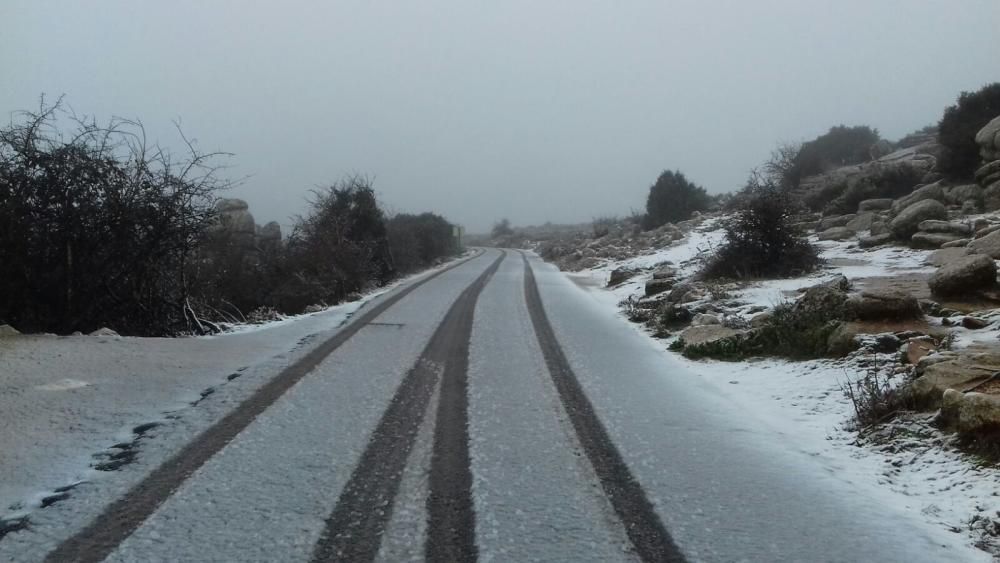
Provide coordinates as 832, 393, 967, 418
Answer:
554, 221, 1000, 559
0, 257, 465, 535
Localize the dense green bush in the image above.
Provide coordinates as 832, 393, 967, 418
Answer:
641, 170, 710, 229
786, 125, 881, 187
701, 176, 820, 279
938, 82, 1000, 180
387, 212, 459, 274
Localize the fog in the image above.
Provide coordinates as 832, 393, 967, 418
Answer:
2, 0, 998, 232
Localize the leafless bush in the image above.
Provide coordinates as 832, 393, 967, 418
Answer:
0, 97, 230, 335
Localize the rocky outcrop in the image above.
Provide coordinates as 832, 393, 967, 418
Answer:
817, 226, 855, 241
911, 232, 965, 249
911, 349, 1000, 403
817, 214, 856, 231
846, 289, 922, 321
928, 254, 997, 296
890, 199, 947, 240
858, 198, 894, 212
968, 229, 1000, 258
890, 182, 944, 216
975, 116, 1000, 210
939, 389, 1000, 435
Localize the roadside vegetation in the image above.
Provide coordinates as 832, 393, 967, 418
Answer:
938, 82, 1000, 180
0, 100, 461, 336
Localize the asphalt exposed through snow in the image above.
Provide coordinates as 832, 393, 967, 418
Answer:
311, 251, 503, 562
520, 251, 685, 563
43, 251, 482, 563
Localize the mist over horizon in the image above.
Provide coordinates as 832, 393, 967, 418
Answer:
3, 0, 998, 232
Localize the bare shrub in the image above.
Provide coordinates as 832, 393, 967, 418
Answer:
0, 98, 228, 335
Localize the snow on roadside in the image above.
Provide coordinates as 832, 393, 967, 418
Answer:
0, 254, 470, 536
560, 219, 1000, 557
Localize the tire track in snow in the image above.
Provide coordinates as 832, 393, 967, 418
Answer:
520, 251, 687, 563
311, 250, 504, 563
43, 251, 485, 563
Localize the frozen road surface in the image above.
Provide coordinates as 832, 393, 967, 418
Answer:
1, 249, 984, 562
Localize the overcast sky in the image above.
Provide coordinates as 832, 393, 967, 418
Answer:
3, 1, 999, 232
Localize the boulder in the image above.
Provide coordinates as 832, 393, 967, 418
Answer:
651, 266, 678, 280
88, 327, 119, 337
939, 390, 1000, 434
826, 322, 860, 356
975, 115, 1000, 160
928, 254, 998, 296
691, 313, 721, 326
916, 220, 972, 236
858, 198, 894, 212
678, 325, 743, 347
976, 160, 1000, 186
984, 181, 1000, 212
607, 267, 634, 287
940, 238, 970, 248
889, 199, 947, 240
793, 284, 849, 319
905, 337, 938, 364
845, 212, 876, 232
256, 221, 282, 249
891, 182, 945, 216
858, 233, 893, 248
644, 278, 674, 297
975, 223, 1000, 239
912, 354, 999, 403
817, 214, 857, 231
910, 232, 965, 249
869, 221, 889, 236
846, 289, 922, 321
962, 316, 991, 330
925, 247, 971, 267
817, 226, 855, 241
968, 229, 1000, 258
944, 184, 983, 206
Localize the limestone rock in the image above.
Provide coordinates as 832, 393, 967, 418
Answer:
984, 181, 1000, 212
859, 233, 893, 248
858, 198, 894, 212
928, 254, 998, 296
939, 389, 1000, 434
968, 229, 1000, 258
976, 160, 1000, 186
961, 316, 991, 330
890, 199, 947, 239
679, 325, 743, 348
691, 313, 721, 326
0, 324, 20, 337
845, 212, 875, 232
817, 214, 857, 231
891, 182, 945, 216
88, 327, 119, 337
925, 247, 970, 267
944, 184, 983, 206
607, 268, 633, 287
911, 232, 965, 249
846, 289, 922, 321
940, 238, 970, 248
818, 226, 855, 241
917, 220, 972, 236
644, 278, 674, 296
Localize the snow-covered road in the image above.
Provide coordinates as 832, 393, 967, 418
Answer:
0, 249, 988, 561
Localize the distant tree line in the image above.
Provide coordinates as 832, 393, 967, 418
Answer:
0, 100, 461, 336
